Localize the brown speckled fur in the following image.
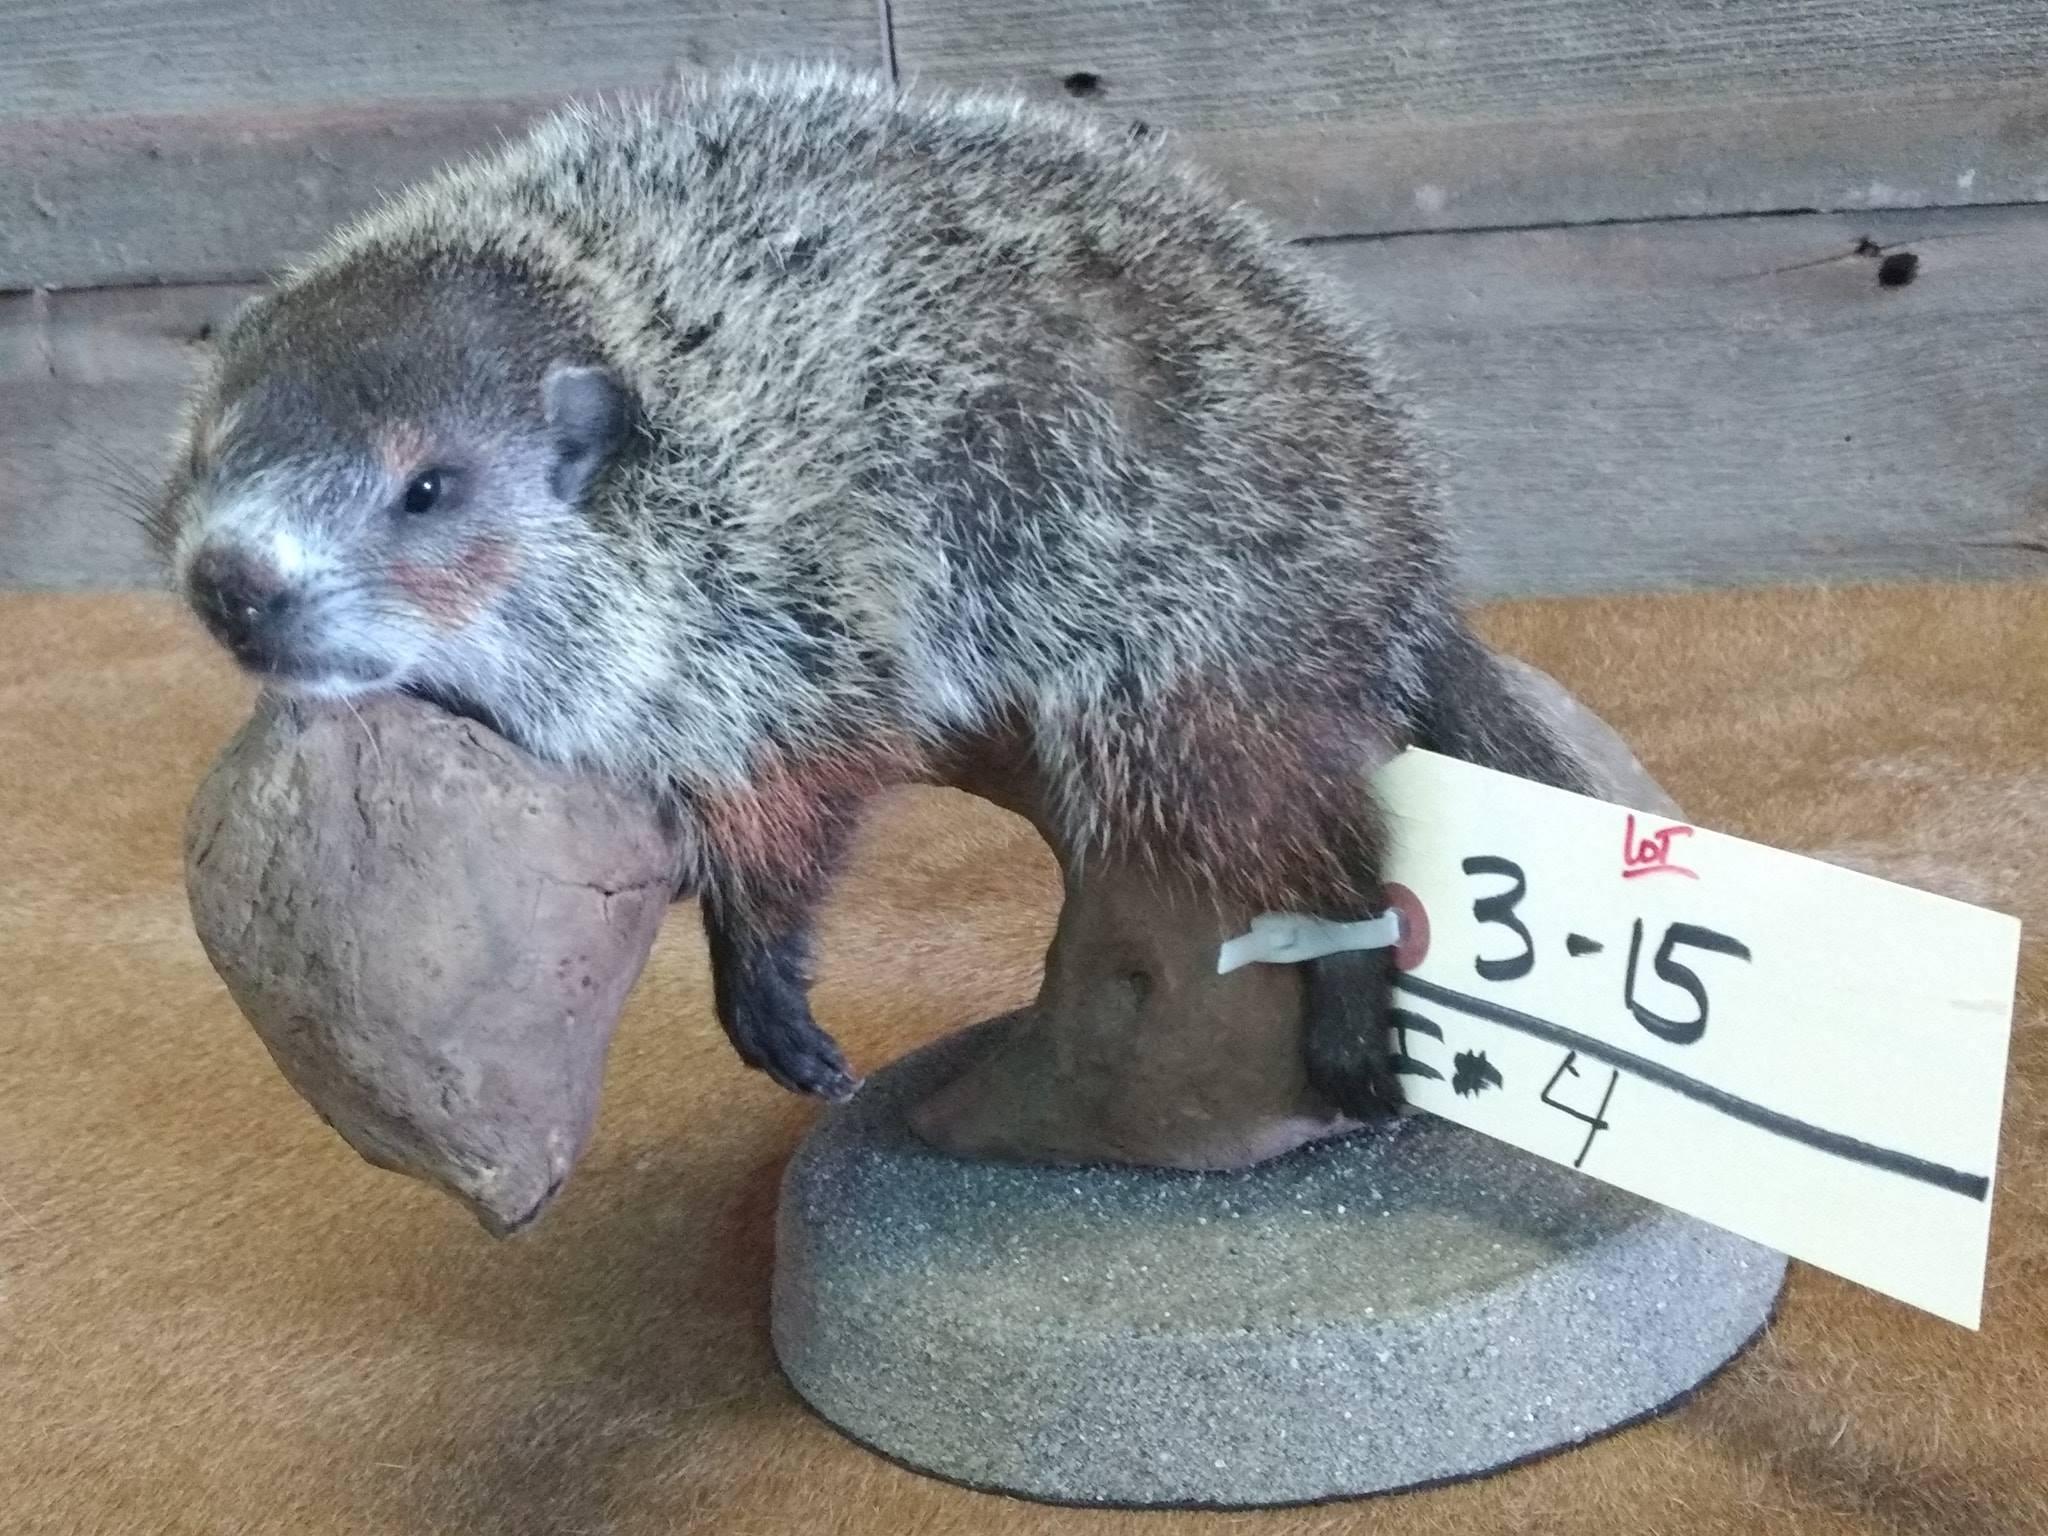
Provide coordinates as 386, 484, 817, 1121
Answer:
2, 583, 2043, 1535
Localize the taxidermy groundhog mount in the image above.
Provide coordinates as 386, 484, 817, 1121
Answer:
153, 64, 1592, 1125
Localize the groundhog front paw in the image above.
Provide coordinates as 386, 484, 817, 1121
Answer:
720, 963, 859, 1101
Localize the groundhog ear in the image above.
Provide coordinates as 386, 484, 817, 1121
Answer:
542, 363, 633, 501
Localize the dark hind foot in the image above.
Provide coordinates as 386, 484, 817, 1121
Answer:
1301, 948, 1406, 1120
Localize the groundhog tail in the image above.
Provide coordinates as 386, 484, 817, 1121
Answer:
1411, 622, 1596, 794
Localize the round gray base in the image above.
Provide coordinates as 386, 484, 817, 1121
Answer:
772, 1019, 1785, 1508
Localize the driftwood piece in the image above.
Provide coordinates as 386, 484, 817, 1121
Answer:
184, 691, 688, 1235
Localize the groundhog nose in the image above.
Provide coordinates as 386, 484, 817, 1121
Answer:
188, 544, 292, 658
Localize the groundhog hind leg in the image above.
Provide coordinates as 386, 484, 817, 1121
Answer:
1303, 945, 1405, 1121
1297, 809, 1407, 1123
697, 791, 864, 1101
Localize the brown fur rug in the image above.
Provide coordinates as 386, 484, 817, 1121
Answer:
1, 585, 2043, 1536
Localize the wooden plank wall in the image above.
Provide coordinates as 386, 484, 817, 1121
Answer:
894, 0, 2048, 236
5, 0, 2046, 593
0, 0, 883, 287
1331, 207, 2048, 592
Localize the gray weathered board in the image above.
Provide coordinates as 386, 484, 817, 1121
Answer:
0, 0, 885, 290
8, 205, 2042, 594
9, 0, 2048, 291
895, 0, 2048, 238
1330, 207, 2048, 591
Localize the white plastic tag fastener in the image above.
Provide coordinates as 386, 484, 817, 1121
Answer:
1216, 910, 1402, 976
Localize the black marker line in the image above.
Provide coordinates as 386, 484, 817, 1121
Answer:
1392, 973, 1992, 1201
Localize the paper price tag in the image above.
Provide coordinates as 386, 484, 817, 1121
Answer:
1373, 750, 2020, 1329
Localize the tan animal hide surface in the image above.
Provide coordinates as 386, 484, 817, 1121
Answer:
0, 585, 2042, 1535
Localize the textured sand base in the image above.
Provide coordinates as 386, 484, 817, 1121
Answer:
775, 1016, 1784, 1506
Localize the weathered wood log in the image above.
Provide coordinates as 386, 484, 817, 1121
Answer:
184, 691, 689, 1235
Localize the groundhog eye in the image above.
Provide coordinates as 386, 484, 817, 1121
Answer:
401, 469, 448, 515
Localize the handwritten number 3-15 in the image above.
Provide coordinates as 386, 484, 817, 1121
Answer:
1459, 856, 1751, 1045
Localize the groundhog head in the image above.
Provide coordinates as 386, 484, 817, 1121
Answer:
153, 248, 640, 734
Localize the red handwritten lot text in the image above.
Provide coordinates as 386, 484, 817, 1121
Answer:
1622, 814, 1697, 881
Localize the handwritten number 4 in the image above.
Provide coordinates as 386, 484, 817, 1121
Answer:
1542, 1051, 1619, 1169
